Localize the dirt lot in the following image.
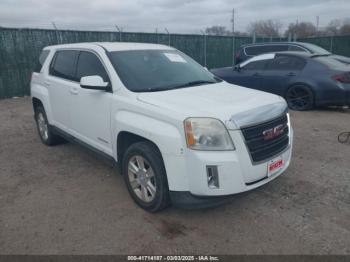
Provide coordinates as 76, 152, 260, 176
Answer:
0, 97, 349, 255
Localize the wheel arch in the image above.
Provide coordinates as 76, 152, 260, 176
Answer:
32, 97, 44, 112
285, 82, 316, 99
116, 131, 163, 165
31, 83, 53, 124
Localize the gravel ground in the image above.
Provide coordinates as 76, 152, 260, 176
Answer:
0, 97, 349, 255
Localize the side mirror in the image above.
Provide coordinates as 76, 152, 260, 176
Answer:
80, 75, 109, 91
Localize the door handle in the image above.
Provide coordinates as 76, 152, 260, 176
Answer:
70, 87, 79, 95
287, 72, 296, 77
43, 81, 51, 87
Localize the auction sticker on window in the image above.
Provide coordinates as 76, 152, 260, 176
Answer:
163, 52, 187, 63
267, 156, 284, 177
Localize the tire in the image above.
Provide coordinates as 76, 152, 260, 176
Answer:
34, 106, 63, 146
285, 85, 314, 111
122, 141, 170, 212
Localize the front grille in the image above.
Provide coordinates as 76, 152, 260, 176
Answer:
241, 114, 289, 163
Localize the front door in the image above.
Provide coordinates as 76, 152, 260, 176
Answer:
70, 50, 113, 155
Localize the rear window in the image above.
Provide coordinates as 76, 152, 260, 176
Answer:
50, 50, 79, 81
245, 45, 288, 56
34, 50, 50, 73
267, 56, 305, 70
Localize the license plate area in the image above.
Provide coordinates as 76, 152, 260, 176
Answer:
267, 156, 284, 177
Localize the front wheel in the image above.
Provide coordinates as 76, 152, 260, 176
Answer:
122, 142, 170, 212
285, 85, 314, 111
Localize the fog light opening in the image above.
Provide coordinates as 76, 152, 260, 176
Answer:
206, 165, 219, 189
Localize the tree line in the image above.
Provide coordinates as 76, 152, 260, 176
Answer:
205, 18, 350, 38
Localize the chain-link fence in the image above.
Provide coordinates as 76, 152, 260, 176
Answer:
0, 27, 349, 99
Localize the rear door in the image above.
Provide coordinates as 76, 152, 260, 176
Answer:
261, 55, 306, 96
47, 50, 79, 132
232, 59, 268, 89
70, 50, 113, 155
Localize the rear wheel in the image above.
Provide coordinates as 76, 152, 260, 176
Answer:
122, 142, 170, 212
34, 106, 63, 146
286, 85, 314, 111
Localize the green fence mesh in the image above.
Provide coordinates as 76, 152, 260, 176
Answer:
0, 27, 349, 99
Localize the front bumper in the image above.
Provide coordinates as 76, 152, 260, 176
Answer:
168, 125, 293, 207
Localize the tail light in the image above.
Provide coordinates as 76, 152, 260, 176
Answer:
235, 52, 240, 62
332, 73, 350, 83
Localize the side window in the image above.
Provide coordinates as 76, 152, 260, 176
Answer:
34, 50, 50, 73
265, 45, 288, 52
288, 45, 307, 52
50, 50, 79, 81
242, 60, 267, 70
76, 51, 109, 82
245, 46, 262, 56
267, 56, 305, 70
245, 45, 288, 56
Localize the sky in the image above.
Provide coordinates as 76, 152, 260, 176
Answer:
0, 0, 349, 34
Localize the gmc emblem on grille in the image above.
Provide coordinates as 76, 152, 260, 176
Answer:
263, 124, 284, 140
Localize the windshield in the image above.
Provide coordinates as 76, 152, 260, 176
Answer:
109, 49, 220, 92
301, 43, 331, 55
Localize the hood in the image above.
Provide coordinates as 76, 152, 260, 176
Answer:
137, 81, 287, 129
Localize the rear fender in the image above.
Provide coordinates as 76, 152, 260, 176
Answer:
31, 79, 53, 124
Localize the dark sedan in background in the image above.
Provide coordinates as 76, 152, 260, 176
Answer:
235, 42, 350, 65
211, 52, 350, 110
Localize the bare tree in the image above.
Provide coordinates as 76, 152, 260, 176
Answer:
205, 26, 231, 36
284, 22, 317, 38
340, 18, 350, 35
325, 19, 342, 35
247, 19, 282, 37
233, 31, 249, 37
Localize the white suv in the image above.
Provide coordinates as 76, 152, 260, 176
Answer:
31, 42, 293, 212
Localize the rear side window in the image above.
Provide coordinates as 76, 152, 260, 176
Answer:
50, 50, 79, 81
267, 56, 305, 70
288, 45, 307, 52
242, 60, 268, 70
34, 50, 50, 73
76, 51, 110, 82
245, 45, 288, 56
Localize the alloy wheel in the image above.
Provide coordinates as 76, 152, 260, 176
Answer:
286, 86, 313, 110
127, 155, 157, 203
37, 112, 49, 141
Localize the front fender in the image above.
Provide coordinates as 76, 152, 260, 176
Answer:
113, 110, 189, 191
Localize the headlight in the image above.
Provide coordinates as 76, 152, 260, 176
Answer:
184, 118, 235, 151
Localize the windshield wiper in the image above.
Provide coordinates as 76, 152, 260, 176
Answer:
173, 79, 219, 89
145, 79, 220, 92
311, 54, 331, 58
